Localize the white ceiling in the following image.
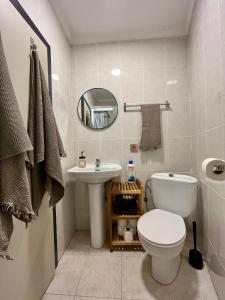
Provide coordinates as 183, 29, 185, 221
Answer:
50, 0, 195, 45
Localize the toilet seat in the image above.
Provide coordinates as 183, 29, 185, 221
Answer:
137, 209, 186, 246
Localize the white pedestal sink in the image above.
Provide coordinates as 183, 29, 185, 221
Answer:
67, 163, 122, 248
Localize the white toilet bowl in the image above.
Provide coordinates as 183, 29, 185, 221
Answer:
137, 209, 186, 284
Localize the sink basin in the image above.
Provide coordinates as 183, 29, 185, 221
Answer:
67, 163, 122, 184
67, 163, 122, 248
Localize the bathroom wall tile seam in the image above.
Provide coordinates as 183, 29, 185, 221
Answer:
189, 0, 225, 297
167, 134, 192, 138
197, 0, 208, 133
72, 37, 192, 230
204, 2, 224, 131
77, 136, 193, 146
202, 179, 225, 201
207, 238, 225, 274
191, 125, 225, 137
191, 129, 225, 145
85, 39, 187, 67
74, 69, 189, 100
74, 102, 190, 137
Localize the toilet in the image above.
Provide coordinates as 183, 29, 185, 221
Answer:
137, 173, 198, 284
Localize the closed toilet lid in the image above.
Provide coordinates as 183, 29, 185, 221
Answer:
137, 209, 186, 246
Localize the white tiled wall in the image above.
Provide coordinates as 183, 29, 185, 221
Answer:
189, 0, 225, 298
18, 0, 76, 259
71, 38, 191, 230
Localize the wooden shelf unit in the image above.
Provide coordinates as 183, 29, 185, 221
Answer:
112, 214, 141, 220
107, 179, 144, 251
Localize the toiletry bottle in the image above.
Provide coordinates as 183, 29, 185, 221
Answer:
128, 219, 137, 235
123, 227, 134, 241
79, 151, 86, 168
127, 160, 136, 182
117, 219, 127, 237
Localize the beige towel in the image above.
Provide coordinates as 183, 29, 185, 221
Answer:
139, 104, 161, 151
0, 33, 34, 259
27, 50, 66, 214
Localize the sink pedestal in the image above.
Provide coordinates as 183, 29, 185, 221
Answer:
67, 163, 121, 249
88, 183, 106, 248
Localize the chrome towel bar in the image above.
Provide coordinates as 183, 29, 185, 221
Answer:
124, 100, 170, 112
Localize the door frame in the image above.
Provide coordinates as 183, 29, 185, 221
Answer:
8, 0, 58, 267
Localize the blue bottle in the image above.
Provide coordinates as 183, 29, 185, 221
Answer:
127, 160, 136, 182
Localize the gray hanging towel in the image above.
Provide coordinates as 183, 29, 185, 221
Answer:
139, 104, 161, 151
0, 33, 34, 259
27, 50, 66, 214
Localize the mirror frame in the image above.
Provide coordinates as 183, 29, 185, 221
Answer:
77, 87, 118, 130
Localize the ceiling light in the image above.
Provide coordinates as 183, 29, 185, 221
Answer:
111, 68, 121, 77
166, 80, 178, 85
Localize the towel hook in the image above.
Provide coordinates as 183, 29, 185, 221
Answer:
30, 37, 37, 51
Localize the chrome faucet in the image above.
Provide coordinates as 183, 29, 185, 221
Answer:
95, 158, 101, 171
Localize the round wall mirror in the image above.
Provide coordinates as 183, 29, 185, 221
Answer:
77, 88, 118, 130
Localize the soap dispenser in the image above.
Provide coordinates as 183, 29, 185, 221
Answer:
79, 151, 86, 168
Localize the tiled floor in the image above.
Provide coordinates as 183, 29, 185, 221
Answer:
43, 231, 218, 300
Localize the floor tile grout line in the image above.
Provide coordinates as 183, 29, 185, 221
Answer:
46, 230, 218, 300
70, 254, 123, 299
73, 254, 89, 297
44, 291, 75, 297
44, 256, 218, 299
74, 295, 121, 300
64, 253, 90, 256
64, 251, 122, 258
120, 255, 122, 300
